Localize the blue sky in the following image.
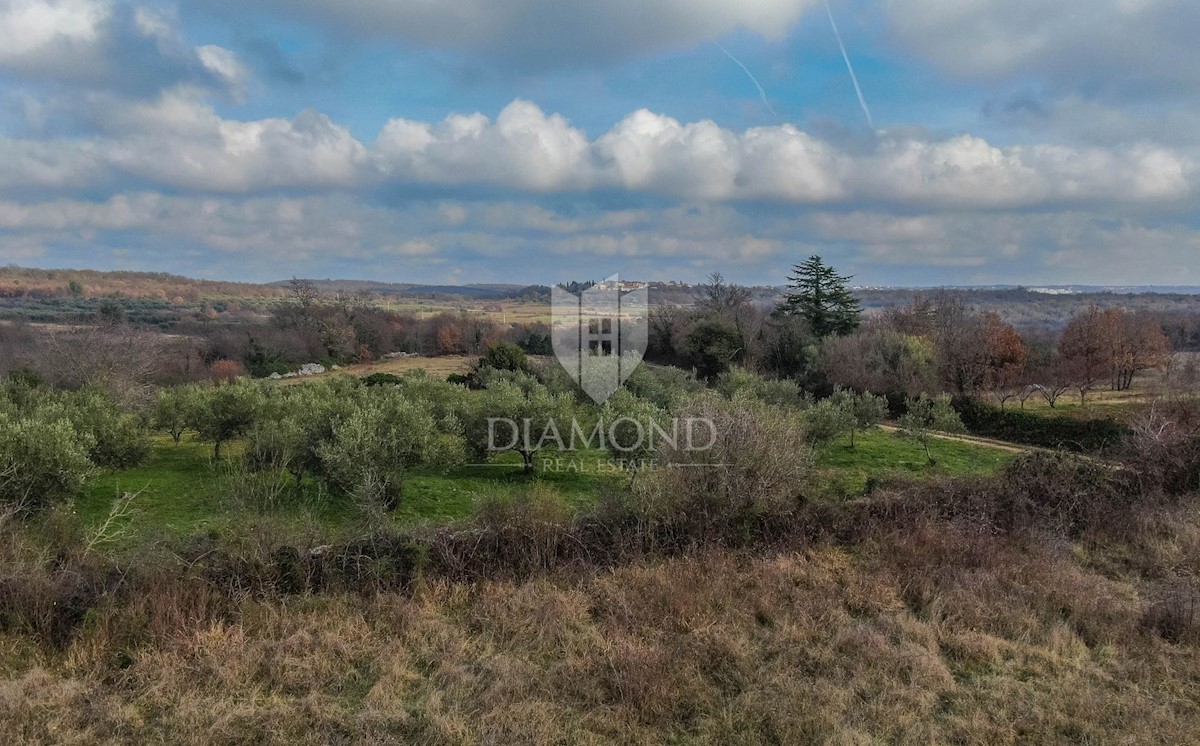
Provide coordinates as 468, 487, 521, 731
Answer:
0, 0, 1197, 287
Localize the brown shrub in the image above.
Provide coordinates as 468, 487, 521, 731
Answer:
1122, 400, 1200, 495
208, 358, 247, 384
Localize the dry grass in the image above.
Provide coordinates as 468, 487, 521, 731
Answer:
277, 355, 475, 385
4, 513, 1200, 743
363, 299, 549, 323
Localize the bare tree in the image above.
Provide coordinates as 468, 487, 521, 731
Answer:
1110, 310, 1171, 391
43, 323, 166, 408
1058, 306, 1111, 404
1016, 384, 1041, 410
698, 272, 751, 316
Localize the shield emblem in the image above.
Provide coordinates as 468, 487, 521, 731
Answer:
551, 274, 648, 404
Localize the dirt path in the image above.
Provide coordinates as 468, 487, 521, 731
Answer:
878, 425, 1127, 473
878, 424, 1034, 455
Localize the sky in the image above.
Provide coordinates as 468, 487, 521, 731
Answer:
0, 0, 1197, 288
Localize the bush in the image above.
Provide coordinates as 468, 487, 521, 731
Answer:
628, 395, 815, 547
464, 342, 532, 388
208, 359, 246, 384
318, 389, 463, 510
623, 365, 705, 411
0, 414, 94, 510
804, 396, 854, 447
1121, 403, 1200, 495
2, 384, 148, 470
517, 330, 553, 355
61, 390, 149, 468
478, 342, 531, 374
599, 389, 667, 463
716, 367, 806, 409
990, 452, 1136, 535
952, 396, 1130, 452
463, 484, 575, 577
362, 373, 404, 387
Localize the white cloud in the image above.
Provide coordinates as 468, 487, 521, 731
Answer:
854, 135, 1194, 206
806, 209, 1200, 283
247, 0, 819, 69
0, 0, 247, 97
196, 45, 250, 99
92, 89, 372, 191
377, 100, 591, 191
3, 191, 1200, 286
0, 139, 99, 189
0, 0, 104, 58
886, 0, 1200, 95
377, 102, 1194, 208
1, 97, 1193, 209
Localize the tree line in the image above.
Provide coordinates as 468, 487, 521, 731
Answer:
648, 255, 1176, 411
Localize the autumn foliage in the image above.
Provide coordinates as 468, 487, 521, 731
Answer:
1058, 306, 1171, 397
208, 359, 246, 384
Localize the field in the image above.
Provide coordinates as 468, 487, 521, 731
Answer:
69, 424, 1019, 552
277, 355, 476, 385
816, 429, 1017, 493
75, 436, 631, 550
1008, 381, 1161, 422
379, 300, 551, 323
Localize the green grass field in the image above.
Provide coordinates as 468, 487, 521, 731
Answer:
72, 427, 1018, 549
815, 428, 1017, 494
74, 436, 630, 548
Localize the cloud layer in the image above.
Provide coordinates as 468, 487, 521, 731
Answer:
887, 0, 1200, 96
245, 0, 819, 69
2, 95, 1193, 210
0, 0, 1197, 287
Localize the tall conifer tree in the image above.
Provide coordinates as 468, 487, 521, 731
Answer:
778, 255, 862, 337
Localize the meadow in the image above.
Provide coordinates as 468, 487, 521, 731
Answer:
74, 435, 630, 549
275, 355, 476, 386
71, 420, 1017, 553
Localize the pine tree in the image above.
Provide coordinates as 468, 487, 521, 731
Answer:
778, 255, 862, 337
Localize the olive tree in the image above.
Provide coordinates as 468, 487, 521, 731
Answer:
830, 388, 889, 448
189, 380, 265, 459
462, 377, 576, 476
0, 413, 94, 510
718, 367, 807, 409
804, 396, 855, 448
63, 389, 150, 469
153, 386, 198, 445
317, 389, 462, 510
244, 377, 359, 484
898, 394, 965, 464
8, 386, 148, 469
599, 388, 667, 465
